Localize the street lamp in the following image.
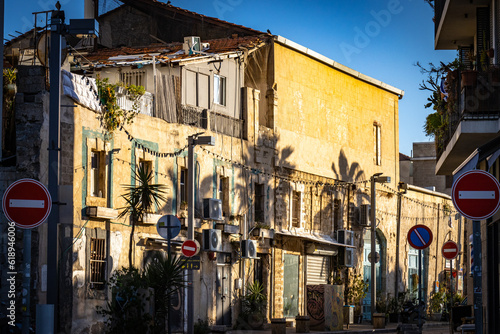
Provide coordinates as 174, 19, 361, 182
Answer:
46, 8, 98, 333
370, 173, 390, 323
187, 134, 215, 334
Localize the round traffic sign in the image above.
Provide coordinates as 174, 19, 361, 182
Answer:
2, 179, 52, 229
181, 239, 200, 257
156, 215, 181, 240
407, 225, 433, 250
368, 252, 380, 263
442, 240, 459, 260
452, 170, 500, 220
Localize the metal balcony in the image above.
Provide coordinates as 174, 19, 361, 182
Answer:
435, 71, 500, 174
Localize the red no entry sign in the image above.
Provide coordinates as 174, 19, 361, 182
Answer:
442, 240, 459, 260
2, 179, 52, 229
452, 170, 500, 220
181, 239, 200, 257
407, 225, 433, 250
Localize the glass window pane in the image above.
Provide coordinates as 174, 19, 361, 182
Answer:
283, 254, 299, 317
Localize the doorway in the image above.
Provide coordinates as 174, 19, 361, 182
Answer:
362, 231, 381, 321
216, 264, 231, 326
283, 253, 299, 317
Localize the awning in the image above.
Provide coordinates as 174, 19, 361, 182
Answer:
453, 135, 500, 182
275, 230, 355, 248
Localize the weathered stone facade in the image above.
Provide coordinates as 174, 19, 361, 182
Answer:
0, 9, 466, 332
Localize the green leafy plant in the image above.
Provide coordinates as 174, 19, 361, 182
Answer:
387, 294, 403, 314
96, 77, 145, 132
238, 280, 267, 329
345, 271, 368, 306
194, 319, 212, 334
429, 288, 447, 313
96, 267, 153, 334
144, 251, 187, 332
3, 68, 16, 84
331, 274, 344, 285
417, 58, 464, 147
119, 164, 167, 268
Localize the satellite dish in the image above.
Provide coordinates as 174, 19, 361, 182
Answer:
36, 31, 67, 67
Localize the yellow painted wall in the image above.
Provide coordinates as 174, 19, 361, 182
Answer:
273, 43, 400, 187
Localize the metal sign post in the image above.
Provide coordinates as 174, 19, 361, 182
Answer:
473, 220, 483, 334
407, 225, 433, 334
451, 171, 500, 334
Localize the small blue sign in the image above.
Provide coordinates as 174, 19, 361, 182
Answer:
407, 224, 433, 250
157, 215, 182, 239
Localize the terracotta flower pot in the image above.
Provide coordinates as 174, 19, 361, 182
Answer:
461, 70, 477, 87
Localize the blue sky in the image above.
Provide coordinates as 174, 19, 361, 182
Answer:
4, 0, 456, 156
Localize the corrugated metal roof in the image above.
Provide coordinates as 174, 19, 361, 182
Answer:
77, 35, 269, 68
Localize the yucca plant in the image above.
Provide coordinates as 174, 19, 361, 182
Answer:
119, 164, 167, 268
144, 251, 187, 332
239, 280, 267, 329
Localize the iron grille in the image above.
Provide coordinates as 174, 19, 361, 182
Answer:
90, 238, 106, 289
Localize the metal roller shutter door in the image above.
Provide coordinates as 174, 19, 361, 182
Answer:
306, 255, 330, 285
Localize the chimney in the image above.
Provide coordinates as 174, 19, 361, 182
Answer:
84, 0, 96, 19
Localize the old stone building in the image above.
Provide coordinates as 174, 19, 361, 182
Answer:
0, 2, 464, 333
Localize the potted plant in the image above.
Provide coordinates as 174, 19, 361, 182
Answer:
238, 280, 267, 329
429, 288, 446, 321
3, 68, 16, 94
387, 292, 406, 323
345, 271, 368, 324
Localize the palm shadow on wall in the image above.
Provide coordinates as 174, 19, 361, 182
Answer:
331, 149, 365, 184
307, 149, 369, 234
197, 134, 296, 228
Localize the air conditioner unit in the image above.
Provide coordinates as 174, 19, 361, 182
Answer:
183, 36, 201, 53
141, 213, 163, 225
241, 239, 257, 258
86, 206, 119, 220
203, 229, 222, 252
203, 198, 223, 221
337, 230, 354, 246
360, 204, 371, 226
339, 248, 354, 267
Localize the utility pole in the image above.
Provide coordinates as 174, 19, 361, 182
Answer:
47, 8, 98, 331
187, 134, 215, 334
370, 173, 390, 322
47, 9, 65, 330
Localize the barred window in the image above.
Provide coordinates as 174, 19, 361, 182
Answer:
89, 238, 106, 290
255, 183, 265, 223
292, 190, 301, 228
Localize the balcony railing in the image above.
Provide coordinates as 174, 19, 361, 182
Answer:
179, 105, 206, 128
436, 70, 500, 158
210, 111, 244, 138
178, 105, 244, 138
116, 92, 154, 116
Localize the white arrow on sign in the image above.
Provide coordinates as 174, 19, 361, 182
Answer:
459, 191, 495, 199
9, 199, 45, 208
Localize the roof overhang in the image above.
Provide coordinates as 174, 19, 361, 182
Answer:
275, 230, 355, 248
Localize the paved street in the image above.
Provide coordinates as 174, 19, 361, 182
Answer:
227, 321, 454, 334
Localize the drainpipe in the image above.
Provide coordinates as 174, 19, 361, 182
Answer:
241, 214, 247, 295
435, 204, 440, 289
394, 186, 403, 300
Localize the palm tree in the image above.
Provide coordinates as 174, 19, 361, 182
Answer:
119, 164, 167, 268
